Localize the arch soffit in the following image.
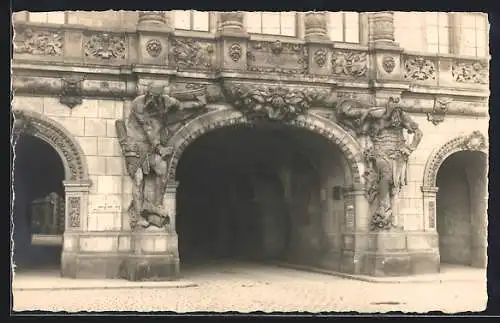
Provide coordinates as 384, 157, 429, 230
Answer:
422, 130, 488, 188
12, 109, 90, 181
166, 108, 365, 184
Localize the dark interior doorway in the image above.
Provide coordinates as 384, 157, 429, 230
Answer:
12, 134, 66, 272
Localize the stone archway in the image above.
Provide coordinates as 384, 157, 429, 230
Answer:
162, 107, 367, 269
421, 130, 488, 268
12, 109, 91, 275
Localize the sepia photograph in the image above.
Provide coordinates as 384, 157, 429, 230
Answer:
10, 10, 489, 314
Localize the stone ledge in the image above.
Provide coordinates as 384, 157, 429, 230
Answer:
274, 262, 485, 284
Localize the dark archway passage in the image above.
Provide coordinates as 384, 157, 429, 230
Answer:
12, 134, 66, 271
175, 122, 350, 270
436, 150, 487, 268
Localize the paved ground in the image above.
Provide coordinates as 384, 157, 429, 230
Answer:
12, 262, 487, 313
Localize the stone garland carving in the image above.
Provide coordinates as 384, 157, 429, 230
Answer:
14, 28, 63, 56
145, 39, 163, 57
452, 61, 488, 84
115, 84, 210, 230
382, 55, 396, 74
313, 48, 328, 68
67, 196, 81, 228
222, 83, 335, 121
427, 97, 452, 126
169, 38, 215, 69
246, 40, 308, 74
60, 75, 85, 109
228, 43, 243, 62
12, 110, 88, 181
423, 130, 487, 187
403, 56, 436, 81
84, 33, 126, 60
335, 97, 423, 231
331, 52, 367, 77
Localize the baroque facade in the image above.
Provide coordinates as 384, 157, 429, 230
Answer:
11, 11, 489, 280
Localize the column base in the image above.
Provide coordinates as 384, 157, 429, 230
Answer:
61, 252, 125, 279
119, 255, 180, 281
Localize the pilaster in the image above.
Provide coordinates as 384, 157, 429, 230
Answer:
304, 12, 333, 76
136, 11, 172, 66
216, 12, 249, 72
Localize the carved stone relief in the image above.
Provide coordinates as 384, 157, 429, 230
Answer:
462, 130, 487, 151
12, 110, 88, 181
84, 33, 126, 60
14, 28, 63, 56
382, 55, 396, 74
427, 97, 452, 125
115, 84, 211, 230
222, 83, 335, 121
335, 97, 423, 231
331, 51, 367, 77
145, 39, 163, 57
68, 196, 81, 228
169, 38, 215, 69
403, 56, 436, 81
246, 40, 308, 74
60, 75, 85, 109
313, 48, 328, 68
228, 43, 242, 62
452, 61, 488, 84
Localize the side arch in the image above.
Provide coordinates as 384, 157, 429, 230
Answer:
165, 108, 365, 184
12, 109, 90, 181
422, 130, 488, 188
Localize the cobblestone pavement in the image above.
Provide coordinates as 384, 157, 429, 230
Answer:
12, 262, 487, 313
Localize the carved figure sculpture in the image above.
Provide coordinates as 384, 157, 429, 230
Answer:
115, 85, 207, 229
336, 97, 423, 230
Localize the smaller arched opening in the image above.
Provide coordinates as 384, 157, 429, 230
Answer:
436, 150, 488, 268
12, 134, 66, 271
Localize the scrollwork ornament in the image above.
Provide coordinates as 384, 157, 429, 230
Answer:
331, 52, 367, 77
145, 39, 163, 57
403, 56, 436, 81
84, 33, 126, 60
462, 131, 487, 151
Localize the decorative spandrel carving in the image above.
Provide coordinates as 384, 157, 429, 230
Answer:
452, 61, 488, 84
427, 97, 452, 125
60, 75, 85, 109
14, 28, 63, 56
222, 83, 334, 121
115, 85, 210, 230
246, 40, 308, 74
462, 130, 487, 151
84, 33, 126, 60
169, 38, 215, 70
403, 56, 436, 81
331, 51, 367, 77
336, 97, 423, 231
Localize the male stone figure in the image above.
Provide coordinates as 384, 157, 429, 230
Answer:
336, 97, 423, 230
116, 85, 207, 229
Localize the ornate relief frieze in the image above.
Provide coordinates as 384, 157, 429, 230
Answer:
222, 83, 334, 121
452, 61, 488, 84
427, 96, 452, 125
12, 110, 88, 181
14, 28, 63, 56
246, 40, 308, 74
169, 38, 215, 70
403, 56, 437, 81
331, 51, 367, 77
84, 33, 127, 60
60, 75, 85, 109
462, 130, 487, 151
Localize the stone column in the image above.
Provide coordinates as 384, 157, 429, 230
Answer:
136, 11, 171, 65
304, 12, 332, 76
368, 11, 396, 45
216, 11, 249, 71
449, 13, 462, 56
421, 186, 439, 231
60, 180, 92, 278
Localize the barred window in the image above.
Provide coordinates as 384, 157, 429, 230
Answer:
246, 12, 297, 37
460, 13, 488, 57
173, 10, 210, 32
28, 12, 66, 24
394, 12, 425, 52
425, 12, 450, 54
327, 12, 360, 43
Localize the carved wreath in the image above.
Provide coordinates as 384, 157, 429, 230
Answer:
331, 52, 367, 77
84, 33, 126, 60
14, 29, 63, 56
403, 56, 436, 81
